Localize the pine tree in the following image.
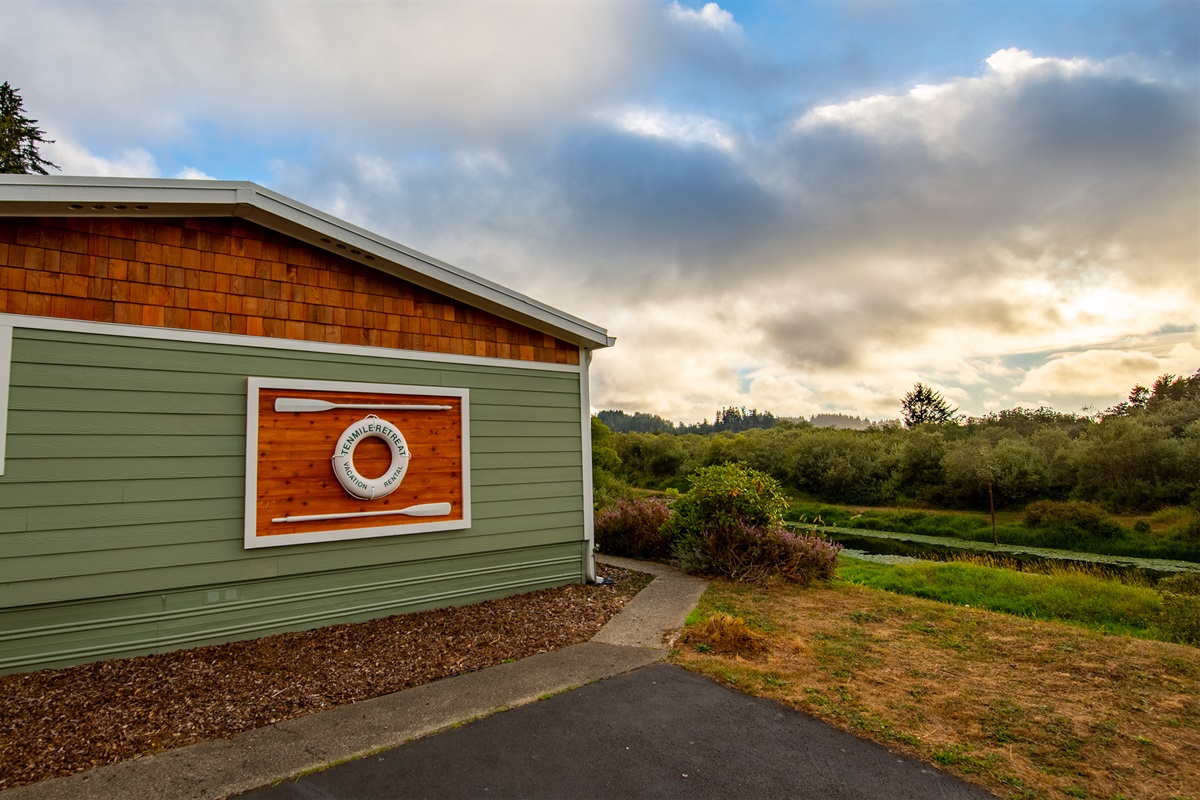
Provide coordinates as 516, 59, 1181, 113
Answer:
901, 382, 959, 427
0, 82, 58, 175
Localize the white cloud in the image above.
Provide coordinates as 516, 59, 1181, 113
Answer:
4, 2, 657, 145
601, 107, 738, 153
19, 0, 1192, 427
667, 2, 741, 35
175, 167, 215, 180
259, 41, 1195, 423
1012, 343, 1200, 400
44, 137, 160, 177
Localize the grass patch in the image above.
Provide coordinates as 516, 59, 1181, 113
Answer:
836, 556, 1166, 639
673, 579, 1200, 800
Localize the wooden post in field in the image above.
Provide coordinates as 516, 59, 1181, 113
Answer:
988, 482, 997, 545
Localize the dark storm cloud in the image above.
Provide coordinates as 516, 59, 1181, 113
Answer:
540, 130, 780, 282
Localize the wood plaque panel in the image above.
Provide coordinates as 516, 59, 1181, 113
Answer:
244, 377, 470, 548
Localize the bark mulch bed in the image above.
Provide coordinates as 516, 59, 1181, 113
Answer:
0, 564, 652, 791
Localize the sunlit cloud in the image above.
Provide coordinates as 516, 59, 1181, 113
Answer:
667, 2, 742, 36
44, 136, 159, 177
1012, 344, 1200, 401
7, 2, 1197, 425
600, 108, 738, 153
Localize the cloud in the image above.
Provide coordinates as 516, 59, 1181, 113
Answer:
12, 0, 1194, 427
1012, 343, 1200, 401
257, 45, 1196, 423
175, 167, 215, 180
667, 2, 742, 36
44, 137, 160, 177
600, 108, 738, 153
4, 2, 658, 145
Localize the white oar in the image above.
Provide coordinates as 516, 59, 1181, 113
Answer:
272, 502, 452, 524
275, 398, 452, 413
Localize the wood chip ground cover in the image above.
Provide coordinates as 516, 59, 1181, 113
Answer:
674, 580, 1200, 800
0, 565, 652, 790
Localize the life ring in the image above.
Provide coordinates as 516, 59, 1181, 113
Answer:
331, 415, 411, 500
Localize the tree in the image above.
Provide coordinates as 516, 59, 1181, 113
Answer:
0, 82, 58, 175
900, 382, 958, 427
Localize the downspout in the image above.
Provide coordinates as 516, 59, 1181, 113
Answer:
580, 347, 598, 583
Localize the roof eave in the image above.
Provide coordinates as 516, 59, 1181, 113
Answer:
0, 175, 613, 350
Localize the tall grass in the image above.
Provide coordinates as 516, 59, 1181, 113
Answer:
837, 555, 1165, 639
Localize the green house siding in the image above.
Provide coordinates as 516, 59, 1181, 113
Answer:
0, 326, 588, 673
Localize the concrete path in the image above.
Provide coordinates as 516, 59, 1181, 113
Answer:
3, 556, 997, 799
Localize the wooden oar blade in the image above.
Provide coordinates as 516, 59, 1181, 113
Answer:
275, 398, 335, 413
399, 502, 453, 516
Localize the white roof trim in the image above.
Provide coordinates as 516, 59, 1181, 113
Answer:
0, 175, 614, 350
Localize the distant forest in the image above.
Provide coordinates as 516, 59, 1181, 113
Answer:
593, 372, 1200, 514
597, 406, 778, 435
597, 408, 877, 434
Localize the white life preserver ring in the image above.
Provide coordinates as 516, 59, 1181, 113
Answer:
331, 414, 410, 500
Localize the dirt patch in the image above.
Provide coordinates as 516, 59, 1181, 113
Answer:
0, 564, 652, 791
674, 580, 1200, 800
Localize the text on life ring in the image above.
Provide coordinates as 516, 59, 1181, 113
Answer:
332, 415, 411, 500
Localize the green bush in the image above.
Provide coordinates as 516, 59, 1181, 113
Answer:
594, 497, 673, 560
670, 463, 840, 583
1023, 500, 1123, 540
669, 462, 788, 539
1156, 572, 1200, 645
592, 466, 631, 511
1158, 571, 1200, 596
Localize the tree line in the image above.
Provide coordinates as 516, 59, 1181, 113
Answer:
598, 406, 777, 435
595, 372, 1200, 514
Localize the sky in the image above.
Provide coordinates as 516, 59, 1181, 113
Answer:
3, 0, 1198, 424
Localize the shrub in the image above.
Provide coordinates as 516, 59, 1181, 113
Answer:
594, 497, 673, 560
669, 462, 841, 583
1158, 571, 1200, 597
1023, 500, 1123, 540
669, 462, 788, 538
1156, 572, 1200, 645
675, 516, 842, 584
1166, 516, 1200, 543
592, 466, 631, 511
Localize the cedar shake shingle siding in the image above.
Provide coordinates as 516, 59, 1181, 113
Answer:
0, 217, 578, 365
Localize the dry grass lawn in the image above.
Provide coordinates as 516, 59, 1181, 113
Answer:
674, 580, 1200, 800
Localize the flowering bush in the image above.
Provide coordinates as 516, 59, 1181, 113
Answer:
665, 463, 841, 583
594, 496, 673, 560
676, 516, 842, 584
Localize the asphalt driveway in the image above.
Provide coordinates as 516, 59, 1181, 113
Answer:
238, 663, 997, 800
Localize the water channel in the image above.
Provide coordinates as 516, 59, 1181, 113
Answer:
786, 523, 1200, 582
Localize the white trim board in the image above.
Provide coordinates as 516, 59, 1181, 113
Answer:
0, 313, 582, 374
244, 377, 471, 549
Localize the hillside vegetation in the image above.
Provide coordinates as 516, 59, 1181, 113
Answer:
596, 372, 1200, 515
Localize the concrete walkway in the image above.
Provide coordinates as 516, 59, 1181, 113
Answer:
2, 556, 707, 800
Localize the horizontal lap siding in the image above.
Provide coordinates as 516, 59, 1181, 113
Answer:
0, 327, 587, 673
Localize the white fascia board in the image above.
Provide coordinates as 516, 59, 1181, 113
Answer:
0, 176, 614, 350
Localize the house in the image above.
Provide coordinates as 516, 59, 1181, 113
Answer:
0, 175, 612, 674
